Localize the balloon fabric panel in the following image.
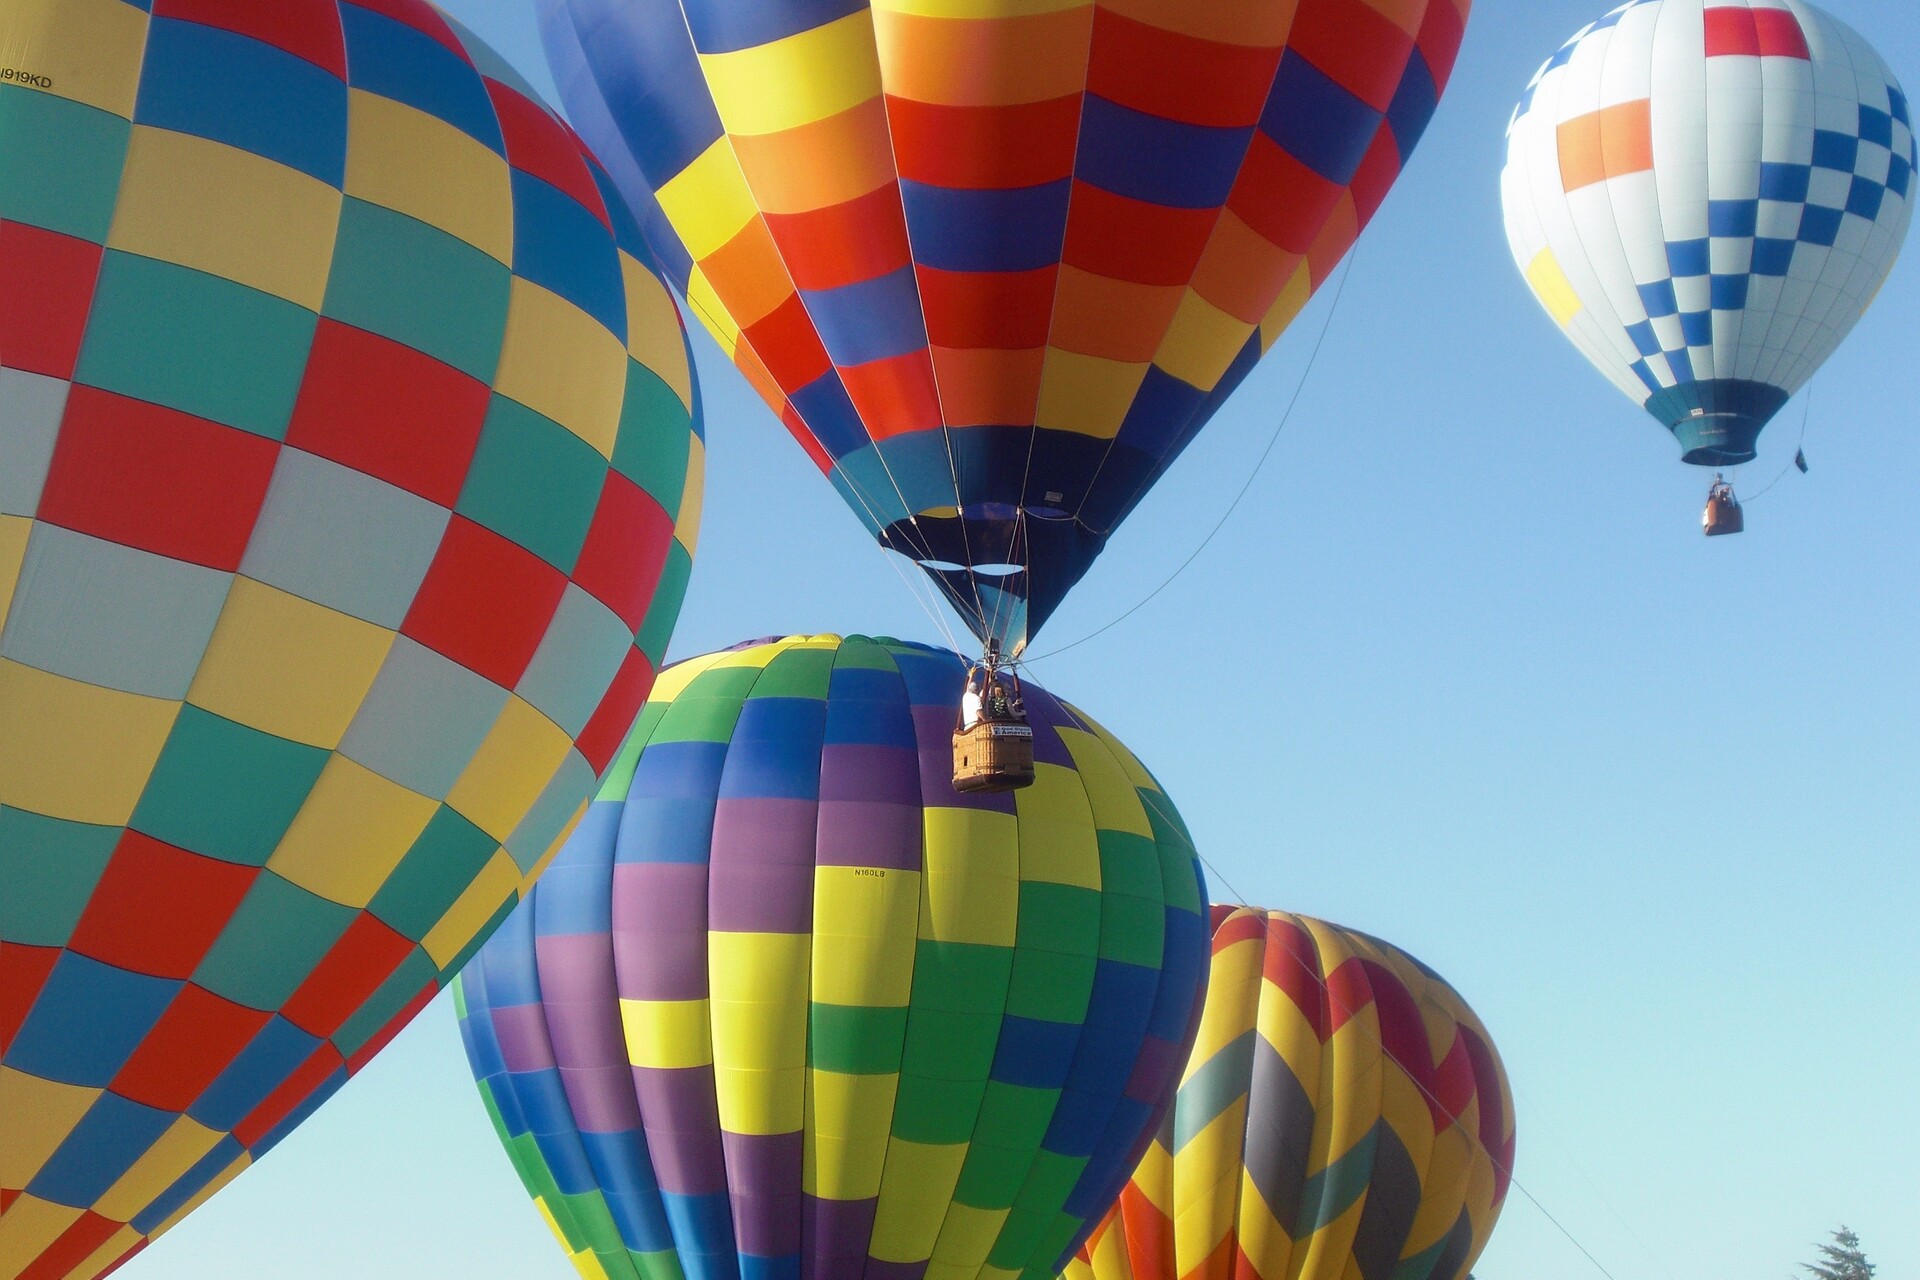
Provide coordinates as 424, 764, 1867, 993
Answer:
541, 0, 1472, 651
0, 3, 703, 1276
1063, 907, 1516, 1280
1501, 0, 1914, 465
455, 634, 1212, 1280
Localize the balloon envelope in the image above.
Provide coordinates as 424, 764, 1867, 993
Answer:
1501, 0, 1914, 466
540, 0, 1471, 650
456, 634, 1210, 1280
1064, 906, 1515, 1280
0, 2, 701, 1273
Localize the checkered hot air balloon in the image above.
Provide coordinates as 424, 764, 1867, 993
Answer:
1064, 907, 1515, 1280
455, 634, 1211, 1280
538, 0, 1472, 654
1502, 0, 1914, 469
0, 3, 703, 1275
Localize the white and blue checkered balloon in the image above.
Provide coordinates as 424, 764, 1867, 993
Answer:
1502, 0, 1913, 466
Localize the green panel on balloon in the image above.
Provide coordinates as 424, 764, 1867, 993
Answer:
321, 196, 510, 382
76, 252, 318, 439
0, 87, 129, 240
452, 636, 1209, 1280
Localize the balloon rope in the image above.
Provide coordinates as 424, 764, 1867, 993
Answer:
1740, 380, 1815, 506
1017, 247, 1360, 666
1193, 852, 1630, 1280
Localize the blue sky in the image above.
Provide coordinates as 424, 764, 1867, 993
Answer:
130, 1, 1919, 1277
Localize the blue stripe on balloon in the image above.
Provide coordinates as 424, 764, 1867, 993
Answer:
899, 178, 1071, 273
1075, 95, 1254, 209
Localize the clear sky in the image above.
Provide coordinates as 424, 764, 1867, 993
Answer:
126, 2, 1920, 1277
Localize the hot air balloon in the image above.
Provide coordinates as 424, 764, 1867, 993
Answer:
1064, 907, 1515, 1280
0, 3, 702, 1274
1501, 0, 1914, 533
539, 0, 1472, 655
455, 634, 1210, 1280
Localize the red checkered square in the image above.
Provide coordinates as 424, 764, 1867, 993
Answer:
575, 645, 655, 775
1089, 7, 1281, 127
1229, 133, 1344, 254
0, 942, 59, 1058
1285, 0, 1415, 113
402, 515, 568, 687
486, 81, 608, 227
1415, 0, 1468, 94
286, 319, 491, 507
762, 185, 912, 292
36, 387, 279, 570
67, 834, 261, 980
0, 221, 105, 381
152, 0, 348, 77
281, 914, 415, 1039
571, 472, 674, 632
17, 1211, 122, 1280
1349, 128, 1404, 227
1064, 182, 1218, 286
110, 984, 274, 1112
741, 293, 834, 395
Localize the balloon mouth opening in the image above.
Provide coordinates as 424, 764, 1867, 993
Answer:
1680, 444, 1759, 466
1670, 414, 1765, 469
917, 559, 1025, 578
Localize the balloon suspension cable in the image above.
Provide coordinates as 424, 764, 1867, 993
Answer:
1190, 849, 1634, 1280
673, 289, 974, 659
1739, 380, 1815, 506
1019, 246, 1362, 667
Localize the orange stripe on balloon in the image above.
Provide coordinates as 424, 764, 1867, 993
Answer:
1050, 267, 1186, 362
875, 7, 1094, 108
1556, 98, 1652, 192
929, 345, 1046, 427
729, 98, 895, 215
697, 220, 799, 328
1189, 211, 1305, 325
840, 349, 945, 439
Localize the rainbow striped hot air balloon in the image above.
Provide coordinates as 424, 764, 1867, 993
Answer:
539, 0, 1472, 653
0, 3, 701, 1275
1065, 907, 1515, 1280
456, 634, 1211, 1280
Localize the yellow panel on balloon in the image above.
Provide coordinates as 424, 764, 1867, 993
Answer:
493, 280, 628, 461
0, 660, 180, 827
920, 808, 1019, 945
804, 1069, 898, 1199
811, 866, 922, 1007
656, 138, 763, 260
108, 126, 342, 311
869, 1138, 969, 1261
1034, 349, 1148, 441
0, 0, 145, 118
445, 698, 574, 843
1011, 763, 1101, 889
266, 755, 439, 908
698, 13, 881, 138
345, 90, 514, 265
188, 578, 395, 750
620, 998, 715, 1070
